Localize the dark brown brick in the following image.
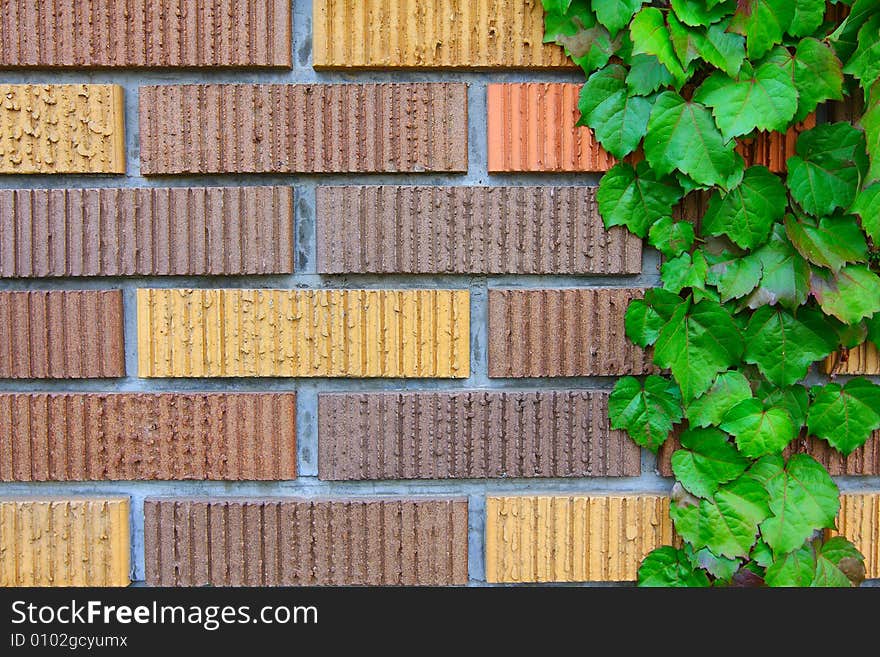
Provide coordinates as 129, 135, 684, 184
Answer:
488, 288, 653, 378
318, 391, 640, 480
316, 186, 642, 275
0, 1, 291, 68
139, 84, 468, 174
0, 291, 124, 379
0, 187, 293, 278
144, 498, 469, 586
0, 393, 296, 481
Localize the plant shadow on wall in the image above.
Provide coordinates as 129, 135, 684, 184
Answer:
543, 0, 880, 587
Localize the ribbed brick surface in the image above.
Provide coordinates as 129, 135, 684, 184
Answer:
0, 187, 294, 277
139, 84, 468, 174
834, 494, 880, 579
487, 83, 615, 173
318, 391, 640, 480
485, 495, 673, 583
0, 1, 291, 68
313, 0, 569, 69
144, 498, 468, 586
0, 393, 296, 481
488, 288, 652, 378
316, 186, 641, 275
137, 289, 470, 378
0, 497, 130, 586
825, 343, 880, 375
0, 84, 125, 174
735, 115, 816, 173
0, 291, 124, 379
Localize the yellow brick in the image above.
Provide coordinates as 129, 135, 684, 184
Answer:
313, 0, 571, 69
0, 498, 130, 587
0, 84, 125, 174
485, 495, 674, 583
824, 342, 880, 376
833, 493, 880, 579
137, 288, 470, 378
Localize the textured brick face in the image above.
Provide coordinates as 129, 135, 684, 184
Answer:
144, 498, 469, 586
0, 393, 296, 481
137, 289, 470, 378
0, 187, 294, 277
318, 391, 640, 480
485, 495, 674, 583
0, 497, 130, 586
0, 1, 291, 67
487, 83, 615, 173
0, 291, 125, 379
834, 494, 880, 579
736, 114, 816, 173
0, 85, 125, 174
825, 343, 880, 375
313, 0, 570, 69
139, 84, 468, 174
316, 186, 642, 275
488, 288, 653, 377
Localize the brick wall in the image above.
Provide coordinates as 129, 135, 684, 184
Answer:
1, 1, 878, 587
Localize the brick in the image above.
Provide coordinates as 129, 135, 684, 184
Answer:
144, 498, 468, 586
488, 288, 653, 378
833, 493, 880, 579
0, 187, 293, 277
137, 289, 470, 378
485, 495, 673, 583
316, 186, 641, 275
824, 343, 880, 375
0, 497, 129, 586
0, 393, 296, 481
139, 84, 467, 174
735, 114, 816, 173
313, 0, 570, 69
487, 83, 615, 173
318, 391, 640, 480
0, 291, 124, 379
0, 84, 125, 174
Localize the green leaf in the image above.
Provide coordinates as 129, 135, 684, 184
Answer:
686, 370, 754, 428
850, 184, 880, 243
730, 0, 796, 60
788, 0, 827, 37
625, 298, 665, 347
626, 53, 675, 95
694, 55, 798, 141
707, 253, 763, 303
672, 428, 750, 499
703, 166, 787, 249
758, 454, 840, 556
863, 81, 880, 183
751, 539, 774, 568
746, 224, 811, 310
695, 548, 741, 582
609, 375, 684, 451
645, 91, 744, 188
544, 2, 615, 74
811, 265, 880, 324
792, 38, 845, 123
869, 313, 880, 350
637, 546, 712, 587
721, 398, 797, 458
648, 217, 695, 257
662, 251, 709, 294
592, 0, 645, 37
645, 287, 688, 321
787, 123, 870, 216
765, 543, 817, 586
828, 0, 880, 62
597, 161, 684, 237
654, 297, 744, 401
668, 14, 746, 78
784, 213, 869, 273
744, 306, 839, 386
578, 65, 652, 158
671, 476, 771, 559
843, 13, 880, 91
760, 384, 810, 428
630, 7, 689, 88
670, 0, 736, 26
813, 537, 865, 587
808, 378, 880, 454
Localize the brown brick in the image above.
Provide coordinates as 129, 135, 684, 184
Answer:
0, 187, 293, 278
144, 498, 469, 586
316, 186, 641, 275
0, 1, 291, 68
139, 84, 468, 174
0, 393, 296, 481
488, 288, 653, 378
318, 391, 640, 480
735, 115, 816, 173
0, 291, 124, 379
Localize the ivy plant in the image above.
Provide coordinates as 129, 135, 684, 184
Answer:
544, 0, 880, 587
